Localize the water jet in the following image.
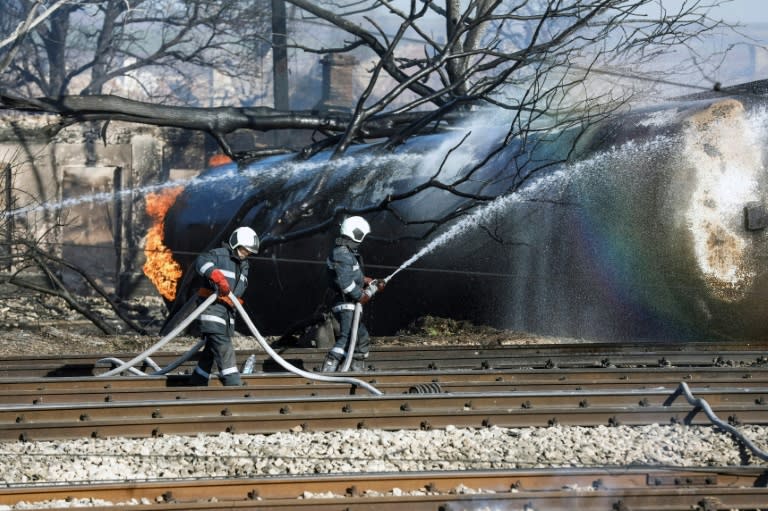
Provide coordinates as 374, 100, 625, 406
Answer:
160, 87, 768, 342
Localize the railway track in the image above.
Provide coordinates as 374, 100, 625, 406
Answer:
0, 340, 766, 378
2, 467, 767, 510
2, 366, 767, 400
2, 371, 768, 440
1, 341, 767, 509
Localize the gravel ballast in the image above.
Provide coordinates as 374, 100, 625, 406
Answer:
2, 424, 766, 486
1, 423, 767, 509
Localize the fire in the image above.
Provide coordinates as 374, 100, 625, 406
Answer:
143, 187, 184, 301
208, 153, 233, 166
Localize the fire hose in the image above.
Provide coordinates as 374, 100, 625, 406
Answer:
103, 245, 405, 376
339, 276, 389, 372
98, 294, 218, 378
670, 382, 768, 461
97, 292, 383, 396
339, 302, 363, 372
229, 292, 382, 395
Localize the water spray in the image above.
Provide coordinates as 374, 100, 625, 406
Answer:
381, 164, 573, 286
338, 173, 568, 367
339, 177, 565, 370
100, 162, 561, 378
1, 152, 418, 220
382, 196, 529, 286
338, 240, 450, 370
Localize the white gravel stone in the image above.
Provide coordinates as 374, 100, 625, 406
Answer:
0, 423, 766, 508
1, 424, 766, 492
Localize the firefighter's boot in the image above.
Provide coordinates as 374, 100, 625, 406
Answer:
350, 357, 367, 372
321, 354, 340, 372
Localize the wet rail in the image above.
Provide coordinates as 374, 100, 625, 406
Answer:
1, 367, 768, 403
4, 389, 768, 441
1, 362, 768, 440
1, 467, 768, 510
0, 340, 766, 378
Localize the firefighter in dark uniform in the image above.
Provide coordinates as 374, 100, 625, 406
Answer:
321, 216, 385, 372
187, 226, 259, 386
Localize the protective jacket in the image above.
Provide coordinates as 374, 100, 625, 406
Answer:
326, 239, 365, 309
324, 238, 370, 366
195, 245, 249, 335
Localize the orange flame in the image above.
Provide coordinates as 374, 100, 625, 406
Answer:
143, 187, 184, 301
208, 153, 233, 166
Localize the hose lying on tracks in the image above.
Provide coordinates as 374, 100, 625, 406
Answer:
93, 360, 149, 376
97, 291, 383, 396
97, 294, 218, 378
230, 292, 382, 396
670, 381, 768, 462
96, 340, 206, 377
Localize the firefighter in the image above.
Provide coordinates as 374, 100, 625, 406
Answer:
321, 216, 385, 372
187, 226, 259, 386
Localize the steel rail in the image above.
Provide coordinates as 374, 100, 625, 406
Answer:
264, 347, 768, 373
1, 376, 765, 405
2, 365, 768, 392
0, 373, 768, 406
1, 467, 767, 510
1, 347, 768, 509
0, 344, 766, 377
4, 385, 767, 420
3, 388, 768, 440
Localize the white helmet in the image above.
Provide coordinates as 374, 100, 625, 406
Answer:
340, 216, 370, 243
229, 226, 259, 254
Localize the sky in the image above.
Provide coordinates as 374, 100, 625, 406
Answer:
725, 0, 768, 23
659, 0, 768, 24
624, 1, 768, 90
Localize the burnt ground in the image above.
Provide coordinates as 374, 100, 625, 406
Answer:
0, 289, 569, 358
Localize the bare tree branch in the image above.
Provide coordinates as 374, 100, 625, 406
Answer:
0, 0, 74, 52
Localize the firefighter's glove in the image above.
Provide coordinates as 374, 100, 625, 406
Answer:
209, 269, 231, 296
375, 279, 386, 293
358, 289, 373, 305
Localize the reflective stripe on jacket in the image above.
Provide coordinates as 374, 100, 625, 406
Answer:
195, 246, 249, 334
326, 242, 364, 305
196, 246, 249, 297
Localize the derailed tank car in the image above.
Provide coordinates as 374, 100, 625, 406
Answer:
163, 92, 768, 342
